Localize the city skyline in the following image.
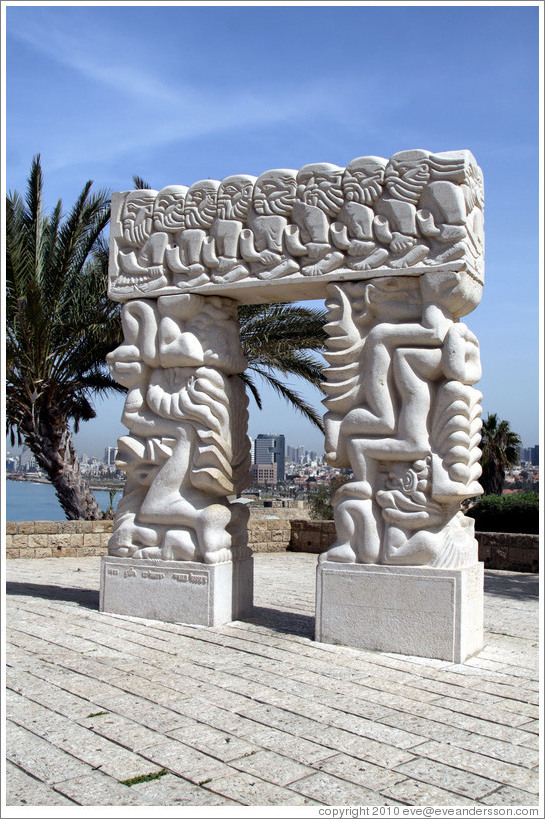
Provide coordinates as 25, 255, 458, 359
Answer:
4, 3, 541, 462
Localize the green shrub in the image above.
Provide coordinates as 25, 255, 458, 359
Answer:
465, 493, 539, 534
308, 474, 350, 520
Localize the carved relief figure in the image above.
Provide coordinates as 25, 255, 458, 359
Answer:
331, 156, 389, 271
287, 163, 345, 276
418, 151, 485, 279
240, 169, 300, 279
373, 150, 432, 268
322, 271, 483, 569
202, 175, 256, 283
106, 294, 251, 564
165, 179, 219, 287
116, 190, 170, 293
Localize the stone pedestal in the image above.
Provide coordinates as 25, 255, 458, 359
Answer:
315, 561, 483, 663
99, 555, 253, 627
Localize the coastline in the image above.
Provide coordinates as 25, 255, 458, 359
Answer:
6, 474, 125, 492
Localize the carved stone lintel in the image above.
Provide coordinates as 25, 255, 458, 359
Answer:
108, 149, 484, 304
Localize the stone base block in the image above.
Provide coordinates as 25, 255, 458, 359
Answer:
315, 561, 483, 663
99, 555, 253, 627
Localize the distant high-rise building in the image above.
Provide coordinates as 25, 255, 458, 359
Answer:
251, 463, 277, 485
104, 446, 118, 467
530, 445, 539, 466
254, 434, 285, 482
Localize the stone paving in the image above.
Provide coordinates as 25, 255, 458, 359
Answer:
4, 553, 541, 809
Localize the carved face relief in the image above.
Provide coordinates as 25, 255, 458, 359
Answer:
153, 186, 188, 233
217, 175, 256, 221
385, 150, 431, 205
297, 163, 344, 216
121, 191, 157, 247
253, 170, 298, 217
342, 156, 387, 206
184, 180, 220, 229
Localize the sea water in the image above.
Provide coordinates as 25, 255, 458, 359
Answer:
6, 479, 120, 522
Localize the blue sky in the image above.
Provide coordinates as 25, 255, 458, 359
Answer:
4, 2, 542, 458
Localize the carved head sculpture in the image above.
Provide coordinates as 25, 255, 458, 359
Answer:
184, 179, 220, 229
252, 169, 298, 217
216, 175, 256, 221
428, 151, 484, 213
121, 190, 157, 247
157, 294, 247, 374
296, 163, 344, 216
384, 149, 431, 204
342, 156, 388, 206
152, 185, 188, 233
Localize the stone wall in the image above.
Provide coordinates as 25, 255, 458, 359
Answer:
5, 520, 113, 559
288, 520, 539, 573
476, 532, 539, 573
5, 518, 292, 559
5, 518, 539, 572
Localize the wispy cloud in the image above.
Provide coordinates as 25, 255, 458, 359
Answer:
7, 6, 358, 172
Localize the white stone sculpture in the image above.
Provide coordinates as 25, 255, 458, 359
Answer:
103, 147, 485, 657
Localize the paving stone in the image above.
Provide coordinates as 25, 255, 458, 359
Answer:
51, 772, 159, 805
519, 734, 540, 750
418, 694, 535, 728
78, 711, 179, 752
97, 693, 192, 734
137, 738, 233, 784
5, 761, 76, 806
230, 749, 315, 786
413, 739, 540, 793
289, 771, 399, 805
6, 721, 97, 786
6, 692, 164, 781
234, 725, 336, 765
314, 753, 408, 791
394, 756, 499, 800
166, 722, 259, 762
381, 778, 475, 805
130, 773, 238, 805
480, 785, 540, 806
203, 770, 317, 805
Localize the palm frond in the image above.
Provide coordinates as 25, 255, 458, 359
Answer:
247, 367, 324, 432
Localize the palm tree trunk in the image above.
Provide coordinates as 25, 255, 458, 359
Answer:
22, 415, 103, 520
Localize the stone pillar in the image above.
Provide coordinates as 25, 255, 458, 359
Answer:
316, 270, 485, 661
99, 294, 253, 626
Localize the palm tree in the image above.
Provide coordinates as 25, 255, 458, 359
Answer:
238, 302, 327, 431
479, 413, 521, 495
6, 155, 123, 520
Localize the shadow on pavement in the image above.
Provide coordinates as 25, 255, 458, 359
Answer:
246, 605, 315, 639
6, 582, 99, 611
484, 571, 539, 600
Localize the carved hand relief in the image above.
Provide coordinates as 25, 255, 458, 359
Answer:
106, 295, 251, 564
108, 150, 484, 302
321, 274, 483, 570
